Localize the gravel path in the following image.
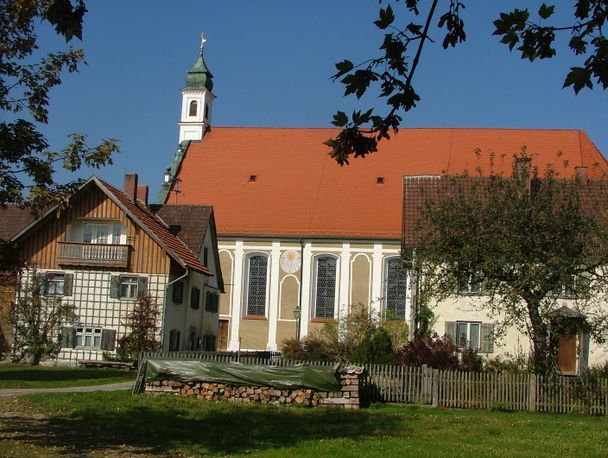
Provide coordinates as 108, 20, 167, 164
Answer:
0, 381, 134, 397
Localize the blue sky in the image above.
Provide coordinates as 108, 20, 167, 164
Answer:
36, 1, 607, 198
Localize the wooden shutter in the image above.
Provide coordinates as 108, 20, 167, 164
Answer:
37, 273, 48, 295
109, 276, 121, 298
444, 321, 457, 343
60, 326, 76, 348
191, 287, 200, 309
137, 277, 148, 295
63, 273, 73, 296
100, 329, 117, 351
481, 323, 494, 353
172, 281, 183, 304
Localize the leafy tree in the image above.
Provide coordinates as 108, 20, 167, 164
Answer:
115, 293, 161, 362
411, 154, 608, 374
10, 270, 75, 365
327, 1, 608, 164
1, 1, 119, 263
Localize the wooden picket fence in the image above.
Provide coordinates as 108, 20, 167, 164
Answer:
136, 351, 608, 415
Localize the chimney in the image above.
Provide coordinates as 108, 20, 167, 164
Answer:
136, 185, 149, 206
124, 173, 138, 202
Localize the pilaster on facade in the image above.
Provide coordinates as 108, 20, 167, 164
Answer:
371, 243, 384, 317
266, 241, 281, 351
228, 241, 244, 350
338, 242, 351, 320
300, 241, 312, 338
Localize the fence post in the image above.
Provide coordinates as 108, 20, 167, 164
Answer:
432, 369, 439, 407
528, 373, 537, 412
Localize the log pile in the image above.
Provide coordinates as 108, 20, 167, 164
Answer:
144, 366, 364, 409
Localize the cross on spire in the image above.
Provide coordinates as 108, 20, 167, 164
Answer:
200, 32, 207, 53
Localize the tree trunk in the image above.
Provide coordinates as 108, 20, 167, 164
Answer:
526, 299, 556, 375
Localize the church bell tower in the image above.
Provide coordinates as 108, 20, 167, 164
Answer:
178, 34, 215, 142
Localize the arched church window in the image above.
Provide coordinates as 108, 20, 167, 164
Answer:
313, 256, 337, 319
189, 100, 198, 117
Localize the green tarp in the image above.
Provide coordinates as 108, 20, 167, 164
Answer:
145, 358, 341, 392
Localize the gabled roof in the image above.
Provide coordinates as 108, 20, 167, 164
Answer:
151, 205, 212, 255
0, 206, 35, 241
95, 178, 212, 275
163, 127, 608, 240
12, 177, 212, 276
402, 174, 608, 248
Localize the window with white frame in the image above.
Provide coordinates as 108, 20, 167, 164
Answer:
384, 258, 406, 320
189, 100, 198, 117
120, 276, 139, 299
110, 275, 146, 300
39, 272, 73, 296
458, 272, 483, 295
456, 321, 481, 350
245, 254, 268, 316
314, 256, 337, 319
83, 221, 125, 244
75, 327, 102, 349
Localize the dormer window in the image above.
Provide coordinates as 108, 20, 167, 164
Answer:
189, 100, 198, 117
249, 175, 257, 182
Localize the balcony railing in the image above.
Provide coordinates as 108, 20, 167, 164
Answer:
57, 242, 130, 268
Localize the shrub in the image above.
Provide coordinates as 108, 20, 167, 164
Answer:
351, 327, 395, 364
460, 346, 483, 372
395, 332, 459, 370
281, 333, 335, 361
484, 351, 531, 373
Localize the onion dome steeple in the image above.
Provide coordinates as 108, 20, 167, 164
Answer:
177, 33, 216, 143
185, 33, 214, 91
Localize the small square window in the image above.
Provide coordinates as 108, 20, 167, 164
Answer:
46, 273, 65, 295
376, 177, 385, 184
249, 175, 257, 182
120, 276, 138, 299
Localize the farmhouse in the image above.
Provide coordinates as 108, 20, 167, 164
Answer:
157, 40, 608, 364
10, 174, 223, 362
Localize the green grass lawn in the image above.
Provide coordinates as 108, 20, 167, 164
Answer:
0, 364, 135, 389
0, 391, 606, 457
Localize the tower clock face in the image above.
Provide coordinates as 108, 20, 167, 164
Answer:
280, 250, 301, 273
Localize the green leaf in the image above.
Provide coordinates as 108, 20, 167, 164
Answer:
331, 111, 348, 127
374, 5, 395, 30
563, 67, 593, 93
332, 60, 353, 79
538, 3, 555, 20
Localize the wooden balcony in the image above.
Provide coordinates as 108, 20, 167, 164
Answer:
57, 242, 130, 268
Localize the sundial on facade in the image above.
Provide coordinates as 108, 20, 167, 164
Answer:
280, 250, 301, 273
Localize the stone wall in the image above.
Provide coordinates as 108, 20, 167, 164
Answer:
144, 366, 364, 409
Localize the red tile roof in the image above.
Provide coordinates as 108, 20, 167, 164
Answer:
167, 127, 608, 240
96, 179, 212, 275
402, 175, 608, 248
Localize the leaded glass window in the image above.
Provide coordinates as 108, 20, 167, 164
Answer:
246, 255, 268, 316
385, 258, 406, 320
314, 256, 337, 319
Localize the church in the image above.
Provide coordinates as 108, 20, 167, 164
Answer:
158, 39, 608, 368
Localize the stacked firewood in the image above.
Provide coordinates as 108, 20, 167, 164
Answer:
144, 366, 364, 409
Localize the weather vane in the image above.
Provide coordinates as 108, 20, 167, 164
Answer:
200, 32, 207, 52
